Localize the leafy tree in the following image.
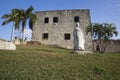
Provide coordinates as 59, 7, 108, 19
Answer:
19, 6, 37, 44
103, 23, 118, 40
1, 9, 21, 42
86, 23, 118, 53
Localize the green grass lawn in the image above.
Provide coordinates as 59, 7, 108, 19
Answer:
0, 45, 120, 80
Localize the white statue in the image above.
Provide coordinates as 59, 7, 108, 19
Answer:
73, 23, 85, 51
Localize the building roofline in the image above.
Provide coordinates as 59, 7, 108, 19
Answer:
35, 9, 90, 13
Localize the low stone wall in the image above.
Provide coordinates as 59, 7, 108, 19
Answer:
93, 40, 120, 52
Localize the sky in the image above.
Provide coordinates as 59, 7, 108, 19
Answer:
0, 0, 120, 41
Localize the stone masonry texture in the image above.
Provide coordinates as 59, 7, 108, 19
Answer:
32, 9, 93, 51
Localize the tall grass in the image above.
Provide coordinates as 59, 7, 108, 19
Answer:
0, 45, 120, 80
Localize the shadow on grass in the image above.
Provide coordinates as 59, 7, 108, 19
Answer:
35, 49, 53, 53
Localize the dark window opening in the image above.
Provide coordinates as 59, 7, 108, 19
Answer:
74, 16, 79, 22
53, 17, 58, 23
42, 33, 48, 39
44, 17, 49, 23
64, 33, 71, 40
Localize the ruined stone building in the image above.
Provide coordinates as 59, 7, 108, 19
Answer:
32, 9, 93, 51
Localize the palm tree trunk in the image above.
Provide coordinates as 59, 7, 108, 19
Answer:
22, 27, 25, 45
10, 23, 15, 42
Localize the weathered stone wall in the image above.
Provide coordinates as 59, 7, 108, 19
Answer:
93, 40, 120, 52
106, 40, 120, 52
32, 9, 93, 51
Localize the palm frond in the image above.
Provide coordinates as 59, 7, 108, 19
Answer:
14, 20, 20, 30
1, 14, 10, 19
26, 6, 34, 15
29, 14, 37, 30
2, 19, 12, 25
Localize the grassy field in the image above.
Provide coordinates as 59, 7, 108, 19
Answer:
0, 45, 120, 80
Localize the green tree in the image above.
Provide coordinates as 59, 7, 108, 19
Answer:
103, 23, 118, 40
86, 23, 118, 53
19, 6, 37, 44
1, 9, 21, 42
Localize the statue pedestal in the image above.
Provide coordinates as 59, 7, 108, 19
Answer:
73, 50, 93, 55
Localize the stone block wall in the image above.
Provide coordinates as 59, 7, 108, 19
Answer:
93, 40, 120, 52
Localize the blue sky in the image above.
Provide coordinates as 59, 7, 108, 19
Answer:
0, 0, 120, 41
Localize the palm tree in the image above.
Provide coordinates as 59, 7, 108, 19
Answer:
86, 23, 118, 53
19, 6, 37, 44
1, 9, 21, 42
103, 23, 118, 40
102, 23, 118, 52
86, 23, 103, 52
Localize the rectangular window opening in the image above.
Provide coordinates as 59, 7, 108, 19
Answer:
42, 33, 49, 39
53, 17, 58, 23
44, 17, 49, 23
74, 16, 79, 22
64, 33, 71, 40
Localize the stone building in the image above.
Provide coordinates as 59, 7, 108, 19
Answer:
32, 9, 93, 51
